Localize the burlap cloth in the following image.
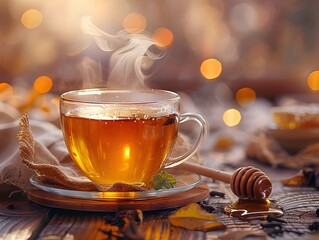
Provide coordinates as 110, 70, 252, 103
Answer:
246, 129, 319, 169
1, 112, 201, 192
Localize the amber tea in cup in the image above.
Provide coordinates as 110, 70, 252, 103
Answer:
60, 89, 206, 186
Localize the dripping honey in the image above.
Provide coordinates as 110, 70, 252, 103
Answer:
224, 198, 283, 221
61, 113, 178, 185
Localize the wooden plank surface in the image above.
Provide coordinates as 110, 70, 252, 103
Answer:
1, 167, 319, 240
0, 197, 49, 240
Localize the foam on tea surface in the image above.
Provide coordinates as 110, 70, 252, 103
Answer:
66, 106, 177, 121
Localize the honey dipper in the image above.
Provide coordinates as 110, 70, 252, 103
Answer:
177, 162, 272, 200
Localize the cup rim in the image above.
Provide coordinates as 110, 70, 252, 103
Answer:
61, 88, 180, 104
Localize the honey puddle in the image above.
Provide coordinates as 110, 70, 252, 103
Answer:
224, 199, 283, 221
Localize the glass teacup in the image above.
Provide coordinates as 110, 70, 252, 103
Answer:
60, 89, 207, 186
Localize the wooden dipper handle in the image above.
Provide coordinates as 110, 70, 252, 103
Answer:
177, 162, 272, 200
178, 162, 232, 184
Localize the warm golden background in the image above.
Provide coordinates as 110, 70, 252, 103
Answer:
1, 0, 319, 128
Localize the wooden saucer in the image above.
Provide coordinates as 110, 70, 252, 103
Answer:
28, 182, 209, 212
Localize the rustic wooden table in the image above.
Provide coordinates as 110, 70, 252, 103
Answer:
1, 160, 318, 240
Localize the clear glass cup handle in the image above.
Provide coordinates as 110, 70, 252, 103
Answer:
164, 113, 207, 168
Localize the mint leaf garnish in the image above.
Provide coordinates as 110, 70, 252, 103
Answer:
147, 171, 177, 190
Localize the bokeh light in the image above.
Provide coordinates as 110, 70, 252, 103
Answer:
123, 12, 146, 33
307, 70, 319, 91
33, 76, 53, 94
0, 82, 13, 98
223, 108, 241, 127
0, 0, 318, 106
21, 9, 43, 29
152, 27, 174, 48
200, 58, 222, 80
236, 87, 256, 106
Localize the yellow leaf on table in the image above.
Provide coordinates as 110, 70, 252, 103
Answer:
281, 170, 307, 186
168, 203, 225, 231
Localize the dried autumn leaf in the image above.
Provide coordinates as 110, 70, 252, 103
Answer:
281, 167, 319, 189
168, 203, 225, 231
281, 170, 307, 186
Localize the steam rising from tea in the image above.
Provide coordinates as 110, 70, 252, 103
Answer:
81, 16, 163, 89
61, 12, 210, 185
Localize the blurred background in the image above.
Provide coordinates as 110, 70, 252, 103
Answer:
1, 0, 319, 133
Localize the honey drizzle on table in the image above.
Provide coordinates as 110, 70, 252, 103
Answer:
224, 198, 283, 221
